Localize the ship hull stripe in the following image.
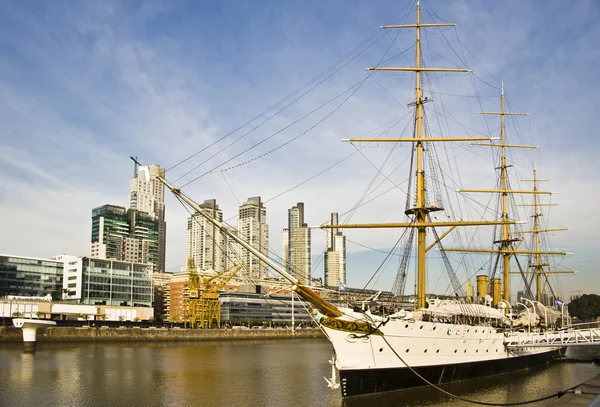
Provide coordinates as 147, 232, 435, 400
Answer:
339, 348, 561, 397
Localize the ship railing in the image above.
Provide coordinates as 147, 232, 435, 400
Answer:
565, 321, 600, 330
505, 326, 600, 348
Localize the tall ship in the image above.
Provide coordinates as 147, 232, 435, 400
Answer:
157, 0, 573, 398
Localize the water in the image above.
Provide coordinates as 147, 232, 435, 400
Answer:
0, 339, 599, 407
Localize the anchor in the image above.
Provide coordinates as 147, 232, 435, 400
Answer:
323, 355, 340, 390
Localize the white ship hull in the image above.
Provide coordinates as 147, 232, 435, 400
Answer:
321, 317, 562, 397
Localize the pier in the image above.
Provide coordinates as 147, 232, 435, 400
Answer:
12, 318, 57, 352
0, 326, 323, 343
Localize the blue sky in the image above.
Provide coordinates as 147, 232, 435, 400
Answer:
1, 0, 599, 300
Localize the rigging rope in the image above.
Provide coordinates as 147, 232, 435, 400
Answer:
169, 5, 416, 182
218, 77, 369, 174
179, 77, 369, 187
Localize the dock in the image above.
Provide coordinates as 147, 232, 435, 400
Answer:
546, 372, 600, 406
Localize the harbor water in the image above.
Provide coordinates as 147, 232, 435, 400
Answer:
1, 338, 599, 407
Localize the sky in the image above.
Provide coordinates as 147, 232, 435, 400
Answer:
0, 0, 598, 301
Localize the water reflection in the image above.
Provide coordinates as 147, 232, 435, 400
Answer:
0, 340, 598, 407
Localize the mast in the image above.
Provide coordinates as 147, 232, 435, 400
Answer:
413, 0, 428, 310
518, 169, 571, 302
531, 170, 544, 301
446, 83, 570, 305
325, 1, 514, 310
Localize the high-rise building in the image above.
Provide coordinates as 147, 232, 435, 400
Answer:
324, 213, 346, 288
282, 228, 289, 271
237, 197, 268, 279
130, 164, 166, 273
285, 203, 311, 284
224, 226, 243, 270
186, 199, 225, 272
90, 204, 159, 272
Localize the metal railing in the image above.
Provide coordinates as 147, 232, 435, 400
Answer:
505, 326, 600, 348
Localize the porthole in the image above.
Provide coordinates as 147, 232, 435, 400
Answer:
405, 324, 409, 328
436, 349, 440, 353
424, 349, 428, 353
476, 349, 479, 353
406, 349, 410, 353
496, 349, 499, 352
467, 329, 470, 333
486, 349, 489, 353
420, 325, 424, 330
475, 330, 478, 333
454, 350, 457, 353
464, 350, 467, 353
379, 348, 383, 352
433, 326, 437, 331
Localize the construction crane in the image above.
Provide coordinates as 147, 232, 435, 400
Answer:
183, 259, 242, 329
198, 265, 242, 328
183, 258, 201, 328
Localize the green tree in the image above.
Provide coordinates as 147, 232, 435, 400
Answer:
568, 294, 600, 321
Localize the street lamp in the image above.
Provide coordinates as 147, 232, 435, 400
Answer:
516, 302, 531, 334
265, 286, 296, 333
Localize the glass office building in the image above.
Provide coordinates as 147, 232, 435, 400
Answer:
219, 292, 313, 326
90, 205, 159, 273
64, 257, 153, 308
0, 255, 64, 299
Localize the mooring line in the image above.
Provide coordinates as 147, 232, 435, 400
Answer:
380, 334, 585, 406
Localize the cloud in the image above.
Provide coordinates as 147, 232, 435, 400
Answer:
0, 0, 598, 300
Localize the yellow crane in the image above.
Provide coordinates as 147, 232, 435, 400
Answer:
183, 258, 201, 328
183, 259, 242, 329
198, 264, 242, 328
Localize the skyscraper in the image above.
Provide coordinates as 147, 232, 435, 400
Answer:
285, 203, 311, 284
130, 164, 166, 273
282, 228, 289, 271
90, 204, 159, 272
237, 197, 268, 279
224, 225, 243, 270
186, 199, 225, 272
324, 212, 346, 288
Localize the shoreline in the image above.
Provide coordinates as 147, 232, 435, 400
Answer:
0, 326, 324, 343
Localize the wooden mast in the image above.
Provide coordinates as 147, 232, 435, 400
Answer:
446, 83, 568, 304
324, 1, 508, 309
518, 169, 571, 302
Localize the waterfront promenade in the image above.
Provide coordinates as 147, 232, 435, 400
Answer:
0, 326, 324, 343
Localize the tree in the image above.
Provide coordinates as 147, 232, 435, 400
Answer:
568, 294, 600, 321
